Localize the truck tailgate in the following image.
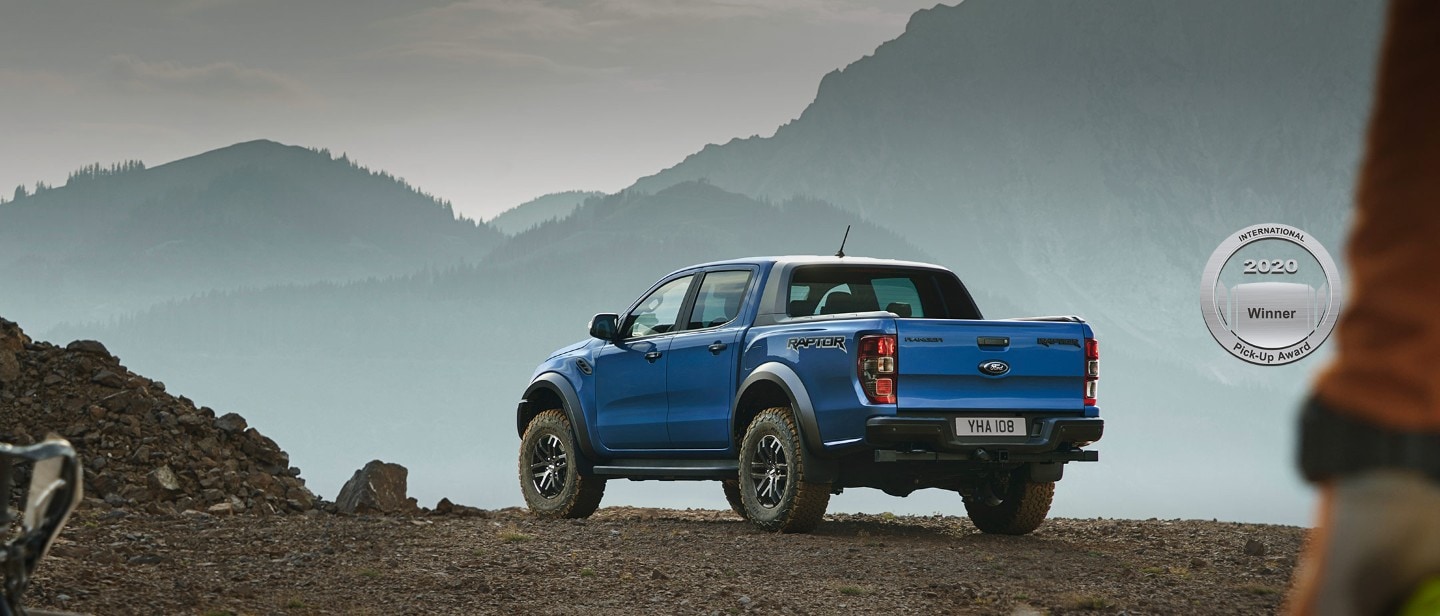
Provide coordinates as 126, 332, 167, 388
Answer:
895, 319, 1089, 413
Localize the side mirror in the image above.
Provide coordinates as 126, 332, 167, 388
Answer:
589, 313, 619, 341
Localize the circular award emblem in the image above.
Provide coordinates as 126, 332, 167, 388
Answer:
1200, 224, 1342, 365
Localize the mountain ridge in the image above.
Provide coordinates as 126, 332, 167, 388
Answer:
0, 139, 503, 331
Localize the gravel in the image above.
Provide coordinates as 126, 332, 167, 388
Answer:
24, 506, 1308, 615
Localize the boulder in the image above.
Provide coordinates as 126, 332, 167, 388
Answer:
435, 497, 455, 515
1244, 538, 1267, 557
147, 465, 182, 495
0, 318, 23, 385
214, 413, 248, 434
432, 497, 488, 518
0, 347, 17, 386
0, 318, 30, 352
91, 370, 125, 389
66, 339, 111, 357
335, 460, 416, 515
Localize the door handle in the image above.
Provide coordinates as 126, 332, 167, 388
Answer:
707, 342, 728, 355
644, 351, 663, 363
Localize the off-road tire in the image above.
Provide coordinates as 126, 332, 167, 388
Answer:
721, 479, 748, 520
738, 406, 831, 533
519, 410, 605, 519
963, 472, 1054, 535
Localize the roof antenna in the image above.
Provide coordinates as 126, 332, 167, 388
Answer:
835, 225, 851, 258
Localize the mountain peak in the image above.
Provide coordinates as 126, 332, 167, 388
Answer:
227, 138, 291, 149
160, 139, 326, 170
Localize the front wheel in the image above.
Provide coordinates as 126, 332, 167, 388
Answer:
962, 471, 1054, 535
738, 407, 830, 533
519, 410, 605, 518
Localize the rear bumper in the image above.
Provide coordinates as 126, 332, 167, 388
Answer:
865, 415, 1103, 462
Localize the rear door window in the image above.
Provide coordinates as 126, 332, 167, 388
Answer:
686, 270, 753, 329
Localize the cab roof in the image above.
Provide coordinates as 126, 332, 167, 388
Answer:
680, 255, 947, 272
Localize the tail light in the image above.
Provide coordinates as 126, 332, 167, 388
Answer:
1083, 337, 1099, 406
858, 334, 897, 404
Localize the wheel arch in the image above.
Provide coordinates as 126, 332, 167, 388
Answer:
733, 363, 826, 458
519, 373, 599, 460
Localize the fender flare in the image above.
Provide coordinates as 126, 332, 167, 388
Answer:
520, 373, 599, 460
733, 363, 827, 457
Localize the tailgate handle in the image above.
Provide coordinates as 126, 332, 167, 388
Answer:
977, 336, 1010, 348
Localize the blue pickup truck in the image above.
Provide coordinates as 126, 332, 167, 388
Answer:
516, 256, 1102, 534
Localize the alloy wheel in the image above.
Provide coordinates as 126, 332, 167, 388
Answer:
530, 434, 568, 498
749, 434, 789, 508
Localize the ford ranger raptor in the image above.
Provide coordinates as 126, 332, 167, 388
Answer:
516, 256, 1103, 534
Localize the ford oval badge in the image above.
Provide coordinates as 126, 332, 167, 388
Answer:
978, 360, 1010, 376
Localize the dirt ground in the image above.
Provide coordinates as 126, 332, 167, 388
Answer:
22, 506, 1307, 615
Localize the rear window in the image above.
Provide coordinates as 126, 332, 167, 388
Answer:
786, 266, 980, 319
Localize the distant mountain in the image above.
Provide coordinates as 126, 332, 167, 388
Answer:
487, 191, 602, 236
633, 0, 1381, 375
0, 140, 504, 331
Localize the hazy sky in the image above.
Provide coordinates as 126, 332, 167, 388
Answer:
1, 0, 944, 220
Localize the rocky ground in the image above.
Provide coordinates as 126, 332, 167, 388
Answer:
21, 506, 1307, 615
3, 316, 1310, 615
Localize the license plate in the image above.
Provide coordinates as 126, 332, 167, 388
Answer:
955, 417, 1024, 436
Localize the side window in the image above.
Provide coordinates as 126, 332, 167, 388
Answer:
624, 275, 694, 338
787, 285, 816, 317
686, 270, 752, 329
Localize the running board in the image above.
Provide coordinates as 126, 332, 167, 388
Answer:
591, 458, 737, 480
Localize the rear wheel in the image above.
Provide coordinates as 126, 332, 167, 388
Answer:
519, 410, 605, 518
738, 407, 830, 533
963, 471, 1054, 535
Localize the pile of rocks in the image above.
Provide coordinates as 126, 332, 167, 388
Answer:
0, 317, 317, 515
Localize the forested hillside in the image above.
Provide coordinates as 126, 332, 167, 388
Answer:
487, 190, 602, 236
0, 140, 503, 330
